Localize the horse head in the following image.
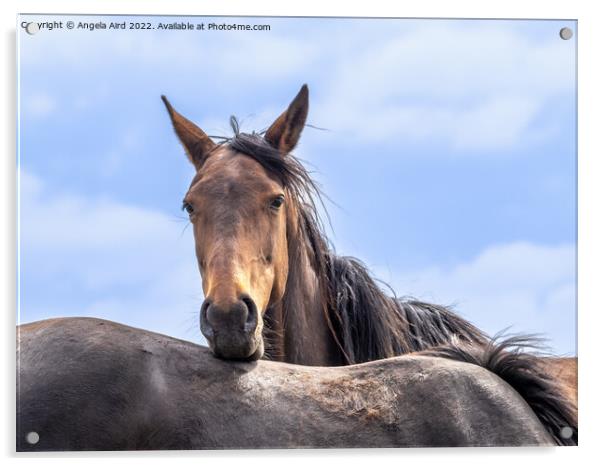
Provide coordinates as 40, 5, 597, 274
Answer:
162, 86, 310, 360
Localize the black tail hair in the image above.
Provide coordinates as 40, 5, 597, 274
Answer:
421, 334, 577, 446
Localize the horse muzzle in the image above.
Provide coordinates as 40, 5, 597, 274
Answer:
200, 296, 263, 360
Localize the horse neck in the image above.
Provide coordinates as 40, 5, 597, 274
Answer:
263, 207, 342, 366
263, 204, 490, 367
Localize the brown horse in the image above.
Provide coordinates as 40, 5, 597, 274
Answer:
161, 85, 576, 399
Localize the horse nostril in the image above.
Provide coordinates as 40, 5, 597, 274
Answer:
201, 297, 257, 334
201, 299, 211, 320
200, 299, 214, 337
200, 296, 261, 359
241, 295, 258, 332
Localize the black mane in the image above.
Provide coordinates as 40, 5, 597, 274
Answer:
221, 122, 488, 364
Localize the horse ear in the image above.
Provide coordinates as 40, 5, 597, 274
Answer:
161, 95, 216, 170
265, 84, 309, 155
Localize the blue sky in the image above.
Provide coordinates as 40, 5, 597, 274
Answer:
18, 16, 577, 354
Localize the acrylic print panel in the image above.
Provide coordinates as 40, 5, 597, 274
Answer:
17, 15, 577, 450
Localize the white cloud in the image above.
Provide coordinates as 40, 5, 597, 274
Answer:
23, 92, 56, 118
310, 94, 543, 151
450, 95, 541, 151
377, 242, 576, 355
21, 19, 574, 155
309, 22, 574, 152
18, 169, 206, 344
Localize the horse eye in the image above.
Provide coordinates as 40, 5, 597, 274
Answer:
270, 195, 285, 210
182, 202, 194, 215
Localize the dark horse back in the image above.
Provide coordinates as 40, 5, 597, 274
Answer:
17, 317, 561, 450
422, 335, 578, 446
16, 318, 195, 450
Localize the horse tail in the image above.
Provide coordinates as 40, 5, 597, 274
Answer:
421, 334, 578, 446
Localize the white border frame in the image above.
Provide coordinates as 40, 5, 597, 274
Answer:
3, 1, 600, 464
